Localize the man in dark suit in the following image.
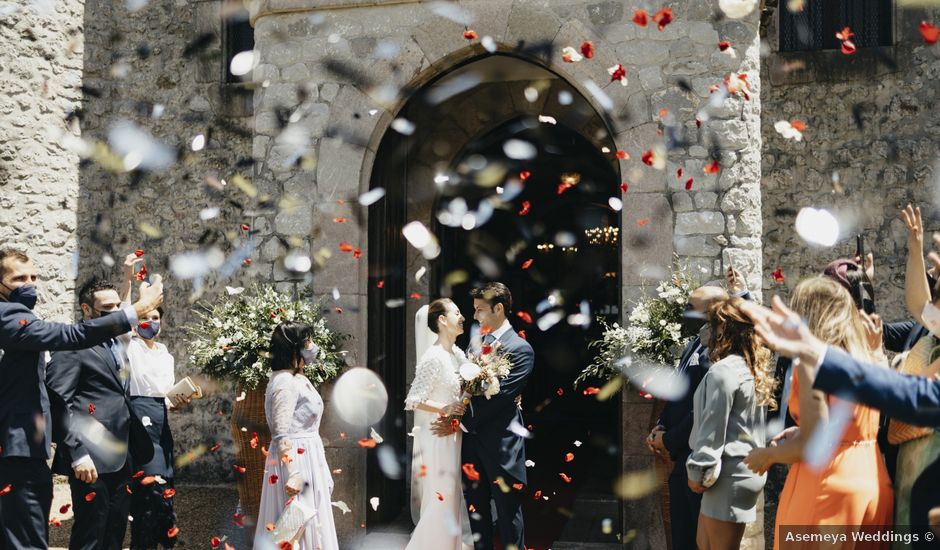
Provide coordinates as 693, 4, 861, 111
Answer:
646, 268, 748, 550
0, 248, 162, 550
46, 279, 155, 550
433, 282, 534, 550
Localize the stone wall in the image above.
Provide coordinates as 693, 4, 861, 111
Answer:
761, 4, 940, 322
0, 1, 85, 321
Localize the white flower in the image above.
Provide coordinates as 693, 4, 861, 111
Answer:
659, 319, 667, 326
459, 362, 482, 381
484, 377, 500, 398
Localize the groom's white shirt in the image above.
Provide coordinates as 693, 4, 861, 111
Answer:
487, 319, 513, 341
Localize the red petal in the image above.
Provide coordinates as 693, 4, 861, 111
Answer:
436, 491, 444, 501
519, 201, 531, 216
583, 387, 600, 395
233, 465, 246, 473
790, 120, 807, 132
559, 473, 573, 483
242, 258, 252, 266
641, 150, 654, 166
534, 490, 543, 500
232, 512, 245, 527
88, 403, 96, 414
556, 387, 564, 396
241, 224, 250, 231
580, 41, 595, 58
521, 259, 534, 270
519, 170, 531, 182
49, 518, 61, 526
620, 182, 629, 193
163, 488, 176, 499
920, 21, 940, 44
85, 491, 97, 502
615, 150, 629, 160
417, 464, 427, 478
59, 504, 71, 514
376, 279, 384, 289
516, 311, 533, 324
632, 9, 648, 27
358, 438, 377, 448
609, 64, 626, 82
211, 536, 221, 548
840, 40, 856, 55
835, 26, 854, 41
462, 463, 481, 481
141, 476, 156, 485
167, 527, 180, 538
18, 319, 28, 326
249, 432, 259, 449
772, 266, 785, 283
134, 249, 144, 257
704, 160, 721, 174
269, 474, 279, 484
718, 41, 731, 51
517, 330, 526, 340
339, 242, 354, 252
353, 247, 362, 259
685, 178, 694, 191
410, 292, 422, 300
333, 217, 347, 223
481, 345, 493, 355
463, 30, 478, 40
210, 443, 222, 453
565, 452, 574, 462
695, 118, 702, 128
636, 218, 649, 227
652, 7, 673, 31
297, 448, 305, 454
0, 484, 11, 496
335, 307, 344, 314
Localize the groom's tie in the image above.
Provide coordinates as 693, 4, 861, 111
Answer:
482, 333, 496, 346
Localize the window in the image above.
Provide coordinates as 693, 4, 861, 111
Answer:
222, 9, 254, 83
779, 0, 892, 52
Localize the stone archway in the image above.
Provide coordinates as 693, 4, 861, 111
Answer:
366, 52, 626, 547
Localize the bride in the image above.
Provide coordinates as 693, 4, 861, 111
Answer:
405, 298, 472, 550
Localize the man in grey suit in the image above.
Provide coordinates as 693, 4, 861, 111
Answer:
0, 248, 162, 550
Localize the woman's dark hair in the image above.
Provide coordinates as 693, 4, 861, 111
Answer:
270, 322, 314, 372
427, 298, 454, 334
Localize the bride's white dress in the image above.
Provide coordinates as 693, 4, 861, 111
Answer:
405, 343, 471, 550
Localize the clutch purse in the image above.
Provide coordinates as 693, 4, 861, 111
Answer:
166, 376, 203, 402
269, 497, 316, 546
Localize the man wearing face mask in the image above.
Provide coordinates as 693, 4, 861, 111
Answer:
0, 249, 162, 550
45, 279, 156, 550
646, 268, 749, 550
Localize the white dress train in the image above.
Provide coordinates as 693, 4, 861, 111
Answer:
405, 344, 472, 550
255, 371, 339, 550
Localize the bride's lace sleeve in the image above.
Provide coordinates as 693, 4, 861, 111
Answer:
405, 355, 440, 411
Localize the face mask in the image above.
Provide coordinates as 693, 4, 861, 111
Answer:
922, 302, 940, 337
137, 320, 160, 340
1, 283, 38, 310
300, 344, 319, 367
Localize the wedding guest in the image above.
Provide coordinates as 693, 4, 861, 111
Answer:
114, 252, 191, 549
46, 279, 156, 550
686, 296, 776, 550
255, 322, 338, 550
648, 267, 746, 550
0, 248, 162, 550
742, 277, 893, 550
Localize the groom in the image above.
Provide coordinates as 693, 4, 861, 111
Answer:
434, 282, 534, 550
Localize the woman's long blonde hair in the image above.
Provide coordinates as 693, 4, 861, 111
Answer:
789, 276, 882, 365
708, 296, 778, 409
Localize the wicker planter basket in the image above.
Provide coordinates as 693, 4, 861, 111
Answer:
230, 384, 272, 521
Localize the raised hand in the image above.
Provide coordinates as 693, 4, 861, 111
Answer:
725, 266, 746, 294
122, 252, 144, 282
858, 310, 883, 354
738, 296, 827, 365
902, 204, 924, 250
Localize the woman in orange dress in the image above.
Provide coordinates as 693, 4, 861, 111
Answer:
744, 277, 893, 550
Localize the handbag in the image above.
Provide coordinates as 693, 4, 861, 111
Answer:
268, 496, 316, 546
887, 337, 938, 445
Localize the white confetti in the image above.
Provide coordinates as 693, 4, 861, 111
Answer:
358, 187, 386, 206
573, 440, 582, 447
615, 356, 690, 401
719, 0, 758, 19
525, 459, 536, 467
370, 427, 384, 444
524, 87, 539, 103
415, 266, 427, 282
229, 50, 259, 77
538, 115, 557, 125
200, 207, 220, 220
608, 197, 623, 211
428, 1, 474, 25
804, 399, 854, 472
235, 391, 247, 402
330, 368, 389, 426
582, 80, 613, 112
503, 139, 537, 160
795, 207, 839, 247
332, 288, 341, 301
391, 118, 416, 135
332, 501, 352, 515
402, 221, 441, 259
225, 286, 245, 295
508, 419, 533, 439
108, 119, 176, 172
141, 416, 152, 427
481, 36, 497, 52
190, 134, 206, 152
369, 497, 380, 511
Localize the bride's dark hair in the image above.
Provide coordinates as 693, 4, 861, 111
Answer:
427, 298, 454, 334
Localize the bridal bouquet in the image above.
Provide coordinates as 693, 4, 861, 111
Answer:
458, 341, 513, 400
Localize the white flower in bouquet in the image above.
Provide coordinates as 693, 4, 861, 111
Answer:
459, 362, 482, 382
484, 377, 501, 398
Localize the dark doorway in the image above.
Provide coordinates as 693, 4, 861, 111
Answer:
366, 53, 623, 548
435, 117, 622, 549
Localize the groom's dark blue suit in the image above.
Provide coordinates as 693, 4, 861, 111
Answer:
462, 326, 534, 550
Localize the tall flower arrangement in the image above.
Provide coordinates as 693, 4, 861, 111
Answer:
187, 285, 347, 390
576, 262, 697, 386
